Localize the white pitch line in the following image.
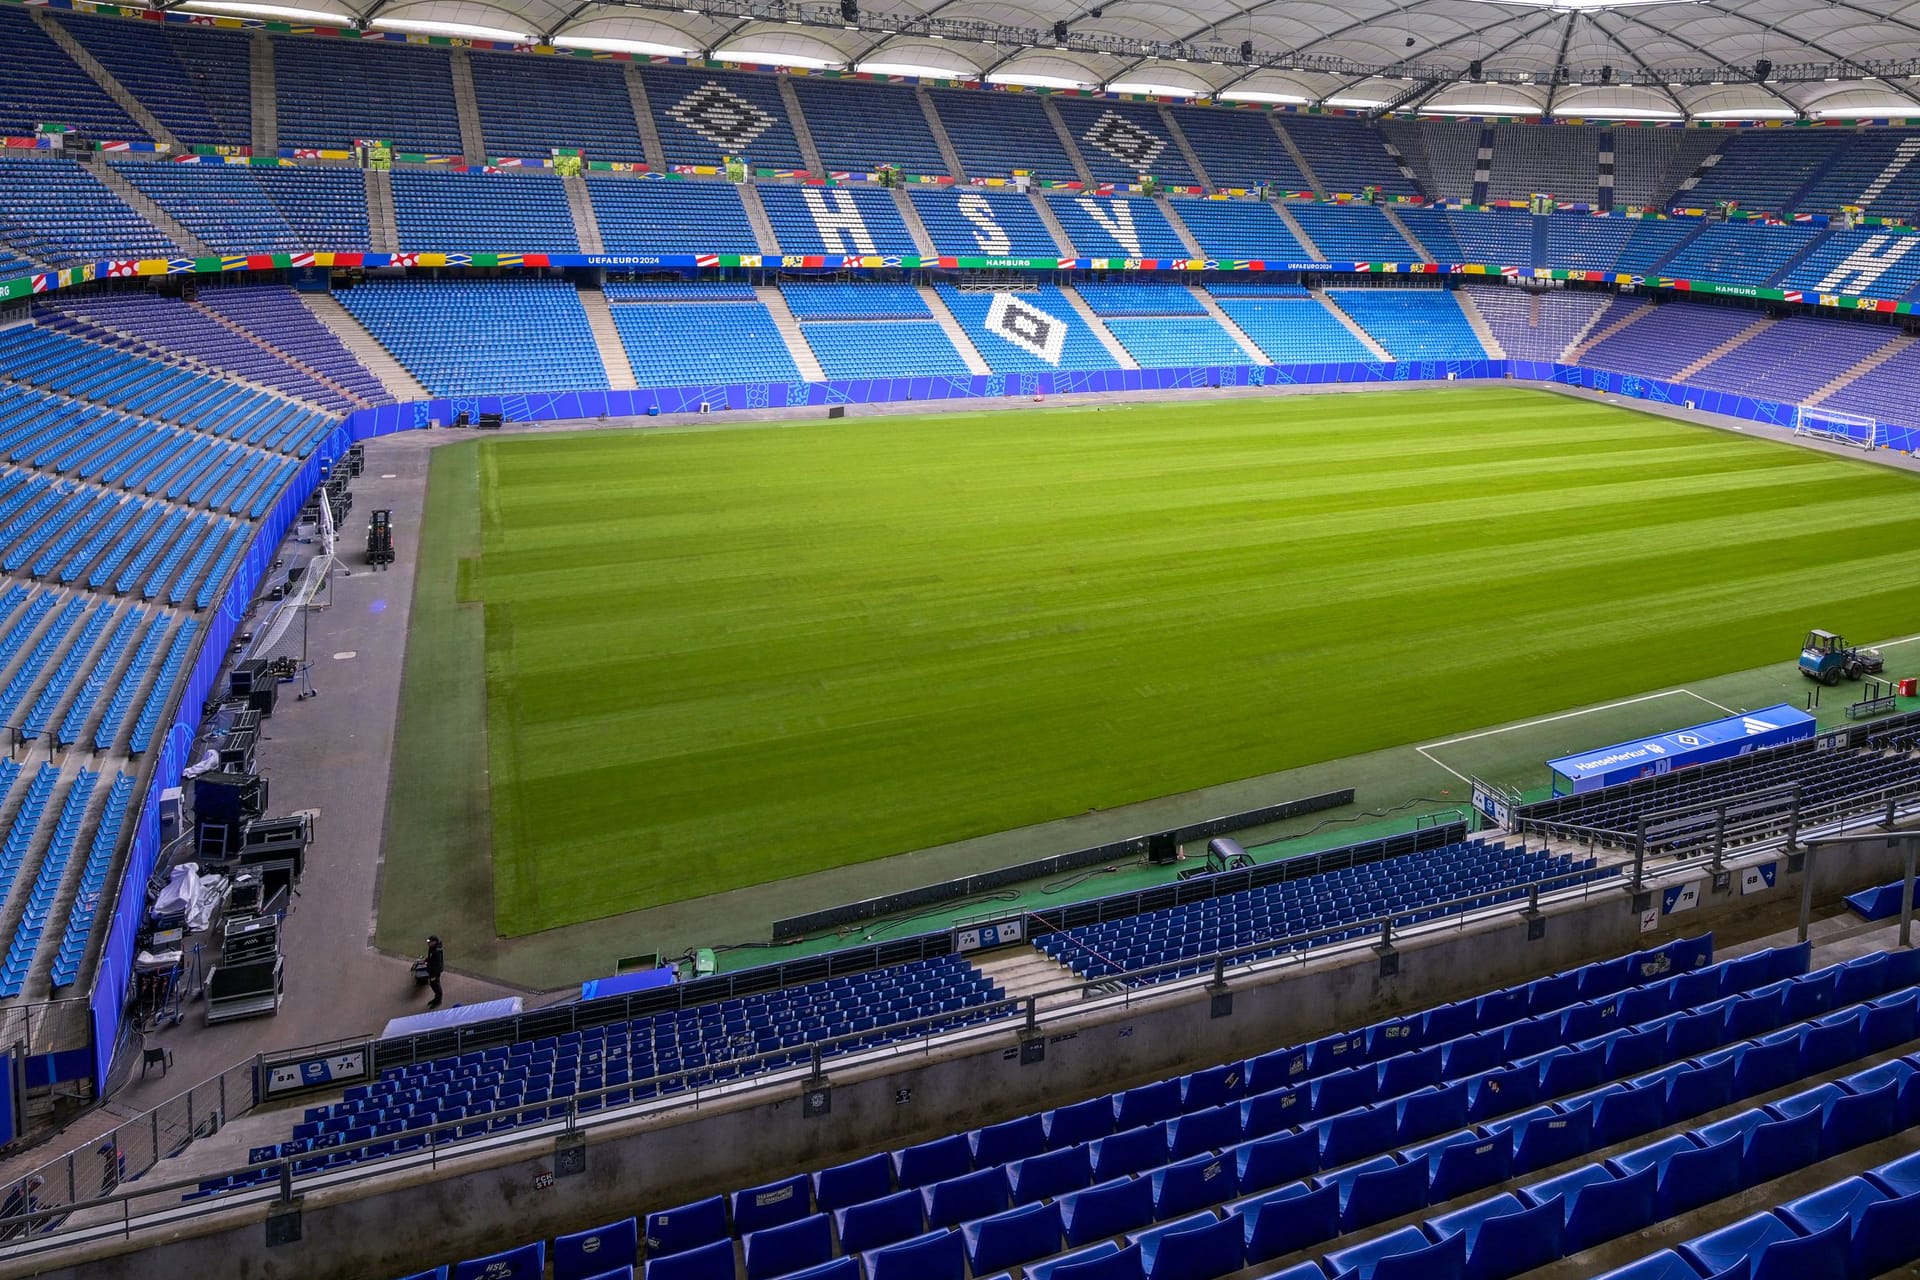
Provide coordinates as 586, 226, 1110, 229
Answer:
1420, 688, 1692, 752
1415, 744, 1473, 784
1679, 688, 1737, 715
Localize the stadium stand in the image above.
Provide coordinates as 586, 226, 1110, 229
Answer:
1389, 206, 1466, 262
0, 157, 177, 266
334, 277, 607, 395
1460, 284, 1613, 363
1612, 129, 1725, 210
1071, 283, 1247, 368
1794, 128, 1920, 218
1052, 99, 1198, 188
781, 284, 968, 377
1823, 338, 1920, 429
790, 80, 947, 176
1167, 200, 1311, 259
1380, 120, 1475, 202
272, 35, 464, 154
1283, 204, 1417, 262
466, 51, 646, 164
756, 184, 918, 255
640, 66, 806, 170
608, 291, 802, 389
1688, 314, 1903, 405
1205, 284, 1375, 364
1427, 209, 1534, 265
1543, 212, 1700, 275
1685, 132, 1849, 214
196, 286, 394, 407
908, 188, 1060, 258
932, 284, 1121, 373
53, 13, 253, 148
1783, 226, 1920, 298
1323, 289, 1490, 361
587, 177, 760, 255
1487, 123, 1599, 205
927, 90, 1080, 184
106, 161, 370, 255
1660, 222, 1822, 287
1580, 300, 1763, 380
1285, 116, 1419, 197
1174, 109, 1310, 191
779, 281, 930, 321
0, 7, 147, 140
1047, 196, 1189, 259
391, 170, 579, 253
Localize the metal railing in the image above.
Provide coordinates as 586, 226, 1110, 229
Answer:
0, 854, 1633, 1260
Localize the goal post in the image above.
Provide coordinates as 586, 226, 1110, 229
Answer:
1793, 406, 1880, 450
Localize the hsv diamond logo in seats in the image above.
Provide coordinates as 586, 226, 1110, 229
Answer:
985, 293, 1067, 366
1081, 110, 1166, 171
669, 82, 776, 152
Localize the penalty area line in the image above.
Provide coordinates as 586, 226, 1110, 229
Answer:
1414, 685, 1728, 786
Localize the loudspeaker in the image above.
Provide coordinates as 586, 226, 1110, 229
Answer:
197, 771, 266, 827
1053, 19, 1068, 41
229, 659, 270, 697
1754, 58, 1772, 82
247, 679, 278, 718
455, 410, 470, 428
1469, 59, 1484, 82
1148, 832, 1179, 865
478, 412, 504, 430
827, 406, 846, 419
1239, 39, 1253, 61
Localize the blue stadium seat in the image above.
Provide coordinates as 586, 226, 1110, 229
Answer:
554, 1218, 638, 1280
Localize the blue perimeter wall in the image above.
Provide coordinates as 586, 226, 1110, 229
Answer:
78, 356, 1920, 1092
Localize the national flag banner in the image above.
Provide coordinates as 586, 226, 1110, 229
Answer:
1500, 266, 1519, 277
289, 253, 315, 268
524, 254, 551, 268
248, 255, 277, 270
1781, 290, 1802, 303
107, 260, 138, 278
694, 254, 719, 268
30, 274, 49, 294
494, 254, 524, 267
218, 255, 250, 271
389, 253, 419, 267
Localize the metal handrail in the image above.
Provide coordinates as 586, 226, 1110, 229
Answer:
0, 854, 1631, 1257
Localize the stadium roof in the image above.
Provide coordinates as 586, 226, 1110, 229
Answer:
176, 0, 1920, 121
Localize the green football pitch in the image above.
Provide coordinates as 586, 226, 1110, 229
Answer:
444, 387, 1920, 937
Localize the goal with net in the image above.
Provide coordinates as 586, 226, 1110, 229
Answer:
1793, 406, 1881, 449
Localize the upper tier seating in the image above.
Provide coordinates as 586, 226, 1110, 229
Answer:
108, 162, 369, 254
1612, 129, 1725, 210
928, 90, 1079, 184
1823, 338, 1920, 429
1380, 121, 1475, 202
0, 158, 176, 266
273, 36, 463, 155
779, 282, 929, 320
1418, 209, 1533, 265
1580, 301, 1759, 380
1686, 132, 1848, 213
790, 81, 946, 176
1487, 123, 1599, 205
335, 277, 606, 396
54, 13, 252, 148
608, 295, 801, 389
1042, 838, 1604, 982
391, 171, 579, 253
1689, 315, 1902, 405
1794, 128, 1920, 218
1660, 223, 1821, 288
1284, 116, 1418, 198
640, 66, 805, 171
757, 185, 918, 256
467, 52, 645, 164
1173, 108, 1309, 191
587, 178, 759, 255
1052, 100, 1197, 188
1461, 284, 1612, 363
1324, 290, 1490, 361
1783, 227, 1920, 299
1284, 205, 1417, 262
1204, 288, 1373, 365
932, 285, 1120, 373
1543, 213, 1698, 275
909, 188, 1060, 258
1168, 201, 1310, 259
196, 286, 392, 407
1047, 196, 1189, 259
0, 7, 146, 140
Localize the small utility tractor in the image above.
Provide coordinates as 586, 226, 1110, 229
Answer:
1799, 630, 1884, 685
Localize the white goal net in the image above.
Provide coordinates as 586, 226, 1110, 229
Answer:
1793, 406, 1880, 450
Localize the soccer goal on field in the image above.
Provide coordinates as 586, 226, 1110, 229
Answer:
1793, 406, 1881, 449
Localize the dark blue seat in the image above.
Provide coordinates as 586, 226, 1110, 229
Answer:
1512, 1107, 1592, 1175
1422, 1001, 1478, 1047
644, 1238, 731, 1280
1422, 1132, 1512, 1203
1821, 1078, 1900, 1156
1528, 972, 1582, 1018
962, 1200, 1062, 1274
1539, 1044, 1607, 1098
1836, 952, 1891, 1005
835, 1189, 925, 1255
1367, 1017, 1424, 1061
1676, 1211, 1799, 1280
1031, 1241, 1144, 1280
454, 1243, 543, 1280
1305, 1031, 1368, 1077
1318, 1105, 1395, 1168
1026, 1240, 1120, 1280
923, 1166, 1009, 1228
1474, 986, 1528, 1031
1501, 1017, 1563, 1063
1441, 1031, 1505, 1083
1588, 1251, 1703, 1280
1230, 1129, 1318, 1193
1802, 1013, 1865, 1076
1326, 1223, 1465, 1280
1785, 968, 1840, 1022
1232, 1182, 1337, 1262
1777, 1174, 1886, 1239
1577, 954, 1637, 1002
1168, 1104, 1242, 1160
1129, 1211, 1243, 1280
1010, 1143, 1093, 1204
1059, 1175, 1155, 1246
734, 1174, 812, 1235
1313, 1066, 1377, 1118
773, 1260, 858, 1280
1659, 1134, 1743, 1217
1561, 1000, 1620, 1044
1093, 1124, 1171, 1182
1734, 1035, 1804, 1096
814, 1153, 892, 1212
1243, 1046, 1308, 1096
895, 1135, 973, 1189
1862, 990, 1918, 1053
744, 1214, 832, 1280
1396, 1084, 1469, 1145
554, 1217, 638, 1280
397, 1270, 449, 1280
1743, 1108, 1822, 1187
1115, 1081, 1184, 1131
864, 1230, 965, 1280
1538, 1163, 1656, 1254
1867, 1149, 1920, 1198
1048, 1097, 1117, 1149
1725, 987, 1788, 1041
1853, 1187, 1920, 1277
972, 1115, 1047, 1167
1150, 1153, 1235, 1220
1378, 1047, 1443, 1098
1181, 1064, 1247, 1112
1425, 1191, 1563, 1280
1337, 1158, 1427, 1233
645, 1196, 727, 1257
1464, 1064, 1538, 1122
1664, 1058, 1735, 1123
1241, 1086, 1309, 1139
1594, 1081, 1665, 1146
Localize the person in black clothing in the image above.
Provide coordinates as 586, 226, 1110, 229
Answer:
424, 935, 444, 1009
